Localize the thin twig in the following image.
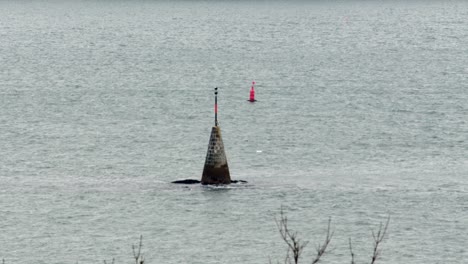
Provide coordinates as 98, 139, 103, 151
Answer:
132, 235, 144, 264
349, 238, 355, 264
311, 217, 333, 264
370, 216, 390, 264
103, 258, 115, 264
275, 207, 309, 264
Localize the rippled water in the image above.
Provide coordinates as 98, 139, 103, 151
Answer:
1, 1, 467, 263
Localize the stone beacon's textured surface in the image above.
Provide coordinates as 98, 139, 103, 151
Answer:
201, 126, 231, 184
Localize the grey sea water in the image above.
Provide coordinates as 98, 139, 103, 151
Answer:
0, 1, 467, 263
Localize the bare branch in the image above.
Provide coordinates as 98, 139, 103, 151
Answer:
370, 216, 390, 264
275, 207, 309, 264
284, 250, 291, 264
268, 256, 281, 264
132, 235, 144, 264
311, 217, 333, 264
349, 238, 355, 264
103, 258, 115, 264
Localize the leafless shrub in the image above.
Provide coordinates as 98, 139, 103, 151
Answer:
103, 235, 145, 264
273, 207, 333, 264
348, 216, 390, 264
273, 208, 390, 264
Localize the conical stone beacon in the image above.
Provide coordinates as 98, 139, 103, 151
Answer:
201, 126, 231, 185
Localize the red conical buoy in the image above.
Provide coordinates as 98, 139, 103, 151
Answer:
248, 81, 256, 102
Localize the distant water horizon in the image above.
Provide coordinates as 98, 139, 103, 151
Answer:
1, 1, 467, 263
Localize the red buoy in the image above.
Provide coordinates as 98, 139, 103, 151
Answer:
248, 81, 256, 102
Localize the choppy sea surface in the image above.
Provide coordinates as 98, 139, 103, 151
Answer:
1, 1, 467, 263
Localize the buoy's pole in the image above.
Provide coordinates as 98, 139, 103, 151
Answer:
214, 87, 218, 126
